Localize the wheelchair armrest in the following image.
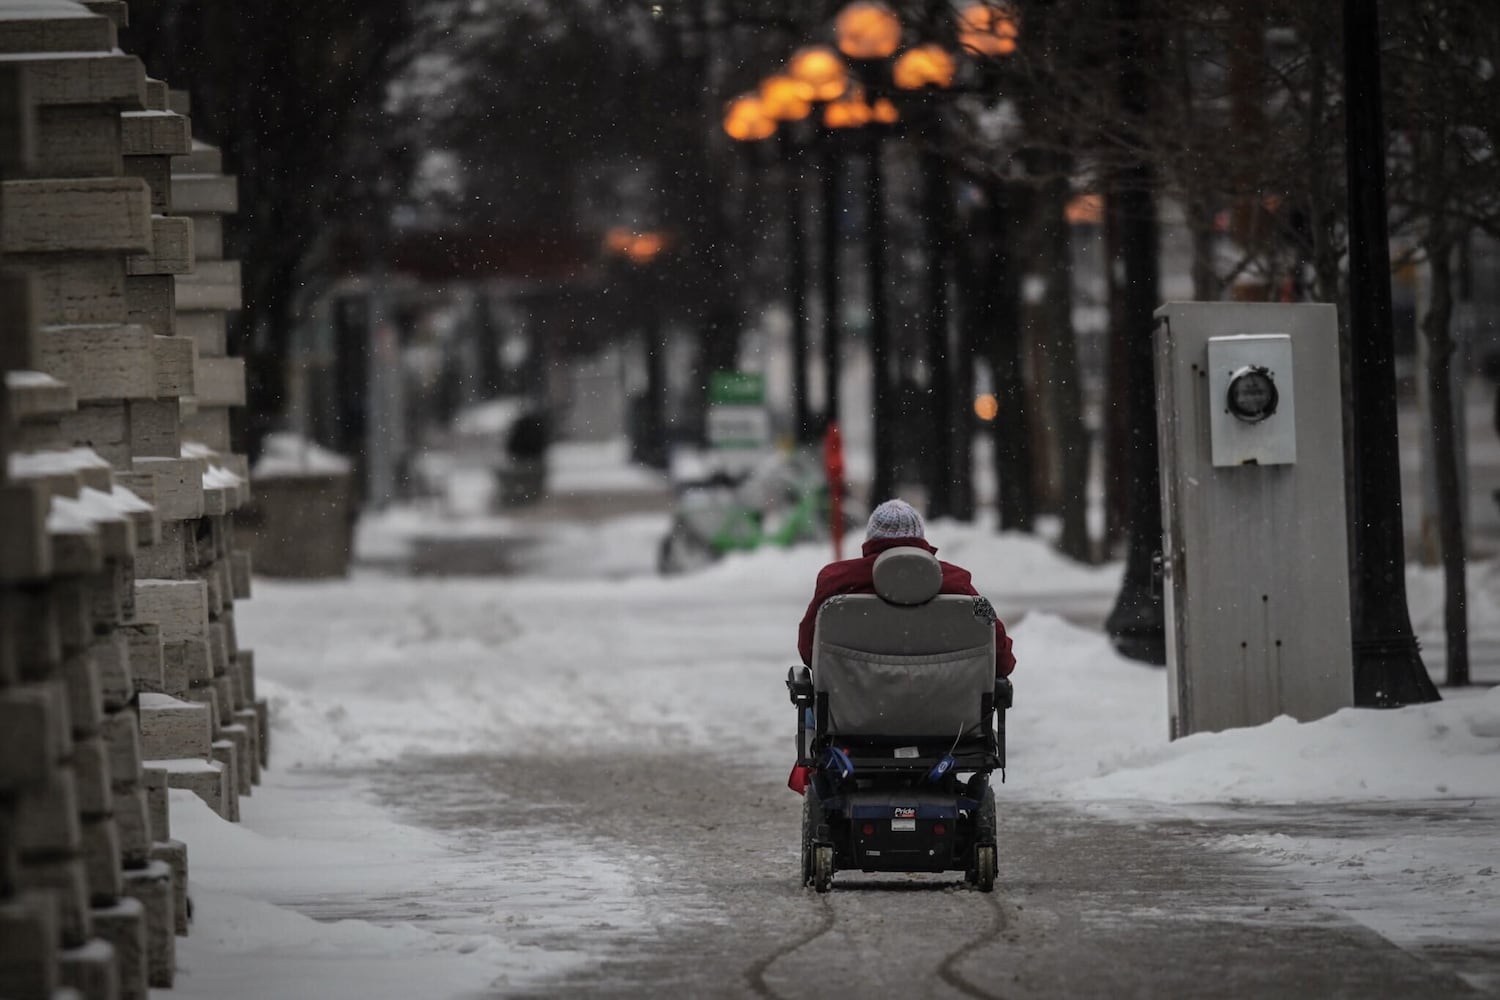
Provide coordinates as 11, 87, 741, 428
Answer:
786, 666, 814, 707
994, 677, 1014, 711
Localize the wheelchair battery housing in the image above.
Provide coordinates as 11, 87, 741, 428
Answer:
841, 789, 978, 873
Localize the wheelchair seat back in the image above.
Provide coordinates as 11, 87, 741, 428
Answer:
812, 547, 995, 741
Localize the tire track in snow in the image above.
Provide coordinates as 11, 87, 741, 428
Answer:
936, 888, 1012, 1000
742, 892, 836, 998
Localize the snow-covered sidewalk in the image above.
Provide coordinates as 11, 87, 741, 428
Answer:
158, 519, 1500, 997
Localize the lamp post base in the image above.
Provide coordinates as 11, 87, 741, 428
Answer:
1352, 635, 1441, 707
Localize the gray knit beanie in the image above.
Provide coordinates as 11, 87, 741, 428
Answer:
865, 499, 925, 541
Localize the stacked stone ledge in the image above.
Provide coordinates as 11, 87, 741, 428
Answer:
1, 3, 263, 997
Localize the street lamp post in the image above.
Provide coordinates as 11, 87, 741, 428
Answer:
835, 1, 903, 505
893, 41, 958, 517
787, 45, 852, 435
605, 227, 672, 469
1342, 0, 1441, 705
760, 74, 816, 443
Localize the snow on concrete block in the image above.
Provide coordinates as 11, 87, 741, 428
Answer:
92, 896, 147, 1000
0, 177, 153, 254
80, 815, 123, 903
0, 683, 67, 790
5, 368, 76, 422
36, 324, 156, 401
160, 757, 225, 820
0, 8, 116, 54
56, 937, 117, 1000
0, 896, 60, 999
93, 632, 133, 711
209, 739, 239, 821
191, 354, 244, 407
72, 735, 110, 817
112, 785, 149, 868
125, 216, 192, 276
136, 693, 209, 760
140, 767, 167, 843
128, 457, 202, 520
180, 406, 230, 452
147, 840, 188, 937
120, 110, 189, 158
120, 860, 173, 988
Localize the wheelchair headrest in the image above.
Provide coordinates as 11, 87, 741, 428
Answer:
872, 546, 943, 605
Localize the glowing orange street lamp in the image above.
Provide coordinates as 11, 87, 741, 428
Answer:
723, 93, 776, 141
835, 1, 902, 60
759, 74, 815, 122
787, 45, 850, 103
893, 43, 957, 90
957, 2, 1019, 57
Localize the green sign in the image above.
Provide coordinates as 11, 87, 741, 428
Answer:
709, 371, 765, 406
707, 370, 769, 451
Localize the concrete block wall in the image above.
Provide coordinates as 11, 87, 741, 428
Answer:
1, 2, 263, 996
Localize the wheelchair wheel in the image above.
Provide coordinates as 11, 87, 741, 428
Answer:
974, 844, 996, 893
967, 785, 998, 889
812, 844, 835, 893
800, 787, 818, 886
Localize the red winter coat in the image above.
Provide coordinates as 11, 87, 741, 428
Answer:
796, 536, 1016, 677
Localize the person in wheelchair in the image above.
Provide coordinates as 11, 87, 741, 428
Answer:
796, 499, 1016, 677
786, 499, 1017, 892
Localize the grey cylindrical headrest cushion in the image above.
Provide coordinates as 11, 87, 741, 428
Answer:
872, 547, 943, 605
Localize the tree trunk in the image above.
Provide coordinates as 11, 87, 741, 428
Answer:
921, 133, 955, 519
987, 180, 1036, 532
1036, 167, 1091, 562
1424, 239, 1468, 687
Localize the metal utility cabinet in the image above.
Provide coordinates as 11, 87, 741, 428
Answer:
1154, 302, 1354, 738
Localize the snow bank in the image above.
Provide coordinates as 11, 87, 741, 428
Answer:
252, 432, 352, 479
241, 523, 1500, 808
